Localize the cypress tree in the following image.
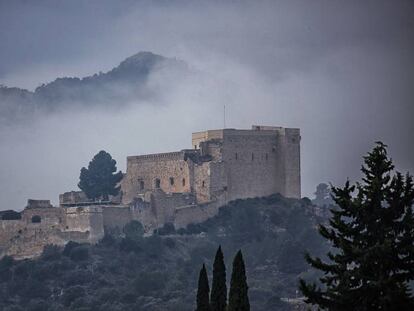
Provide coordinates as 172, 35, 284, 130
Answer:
210, 246, 227, 311
228, 250, 250, 311
196, 264, 211, 311
300, 142, 414, 310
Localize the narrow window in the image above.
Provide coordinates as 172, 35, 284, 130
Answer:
182, 178, 186, 186
170, 177, 175, 186
31, 215, 41, 223
140, 180, 145, 190
194, 145, 197, 149
202, 181, 205, 188
251, 153, 254, 161
155, 178, 161, 189
235, 153, 238, 160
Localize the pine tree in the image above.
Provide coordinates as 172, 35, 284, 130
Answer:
228, 250, 250, 311
300, 142, 414, 310
196, 264, 211, 311
78, 150, 123, 201
210, 246, 227, 311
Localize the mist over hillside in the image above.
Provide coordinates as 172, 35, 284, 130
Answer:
0, 0, 413, 212
0, 52, 188, 123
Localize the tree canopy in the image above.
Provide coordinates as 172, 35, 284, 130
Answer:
300, 142, 414, 310
210, 246, 227, 311
228, 250, 250, 311
196, 264, 211, 311
78, 150, 123, 201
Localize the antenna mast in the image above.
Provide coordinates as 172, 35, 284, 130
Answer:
224, 104, 226, 128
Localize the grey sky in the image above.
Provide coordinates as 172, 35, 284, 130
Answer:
0, 0, 413, 209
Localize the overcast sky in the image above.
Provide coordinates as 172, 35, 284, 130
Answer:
0, 0, 413, 209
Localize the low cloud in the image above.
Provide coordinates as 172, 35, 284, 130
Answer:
0, 0, 413, 209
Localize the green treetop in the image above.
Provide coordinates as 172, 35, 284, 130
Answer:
300, 142, 414, 310
210, 246, 227, 311
196, 264, 211, 311
78, 150, 123, 201
228, 250, 250, 311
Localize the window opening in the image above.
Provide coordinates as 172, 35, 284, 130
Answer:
31, 215, 41, 223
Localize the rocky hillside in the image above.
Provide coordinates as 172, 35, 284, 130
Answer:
0, 52, 188, 123
0, 194, 329, 311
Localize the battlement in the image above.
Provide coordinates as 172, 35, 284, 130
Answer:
0, 124, 301, 259
26, 199, 53, 209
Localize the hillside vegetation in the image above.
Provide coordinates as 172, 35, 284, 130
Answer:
0, 194, 328, 311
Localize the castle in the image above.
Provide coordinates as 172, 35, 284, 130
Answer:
0, 125, 300, 258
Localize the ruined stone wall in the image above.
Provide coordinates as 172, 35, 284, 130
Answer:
122, 151, 192, 204
102, 205, 132, 231
64, 206, 104, 243
193, 162, 211, 203
21, 207, 64, 227
150, 190, 196, 225
173, 196, 226, 229
130, 199, 157, 232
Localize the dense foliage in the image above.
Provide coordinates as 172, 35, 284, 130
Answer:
78, 150, 123, 201
196, 264, 211, 311
210, 246, 227, 311
228, 250, 250, 311
300, 142, 414, 310
0, 194, 328, 311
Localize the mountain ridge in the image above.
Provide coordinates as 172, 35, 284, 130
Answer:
0, 51, 188, 122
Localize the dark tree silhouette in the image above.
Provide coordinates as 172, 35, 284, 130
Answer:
196, 264, 211, 311
210, 246, 227, 311
228, 250, 250, 311
300, 142, 414, 310
78, 150, 123, 201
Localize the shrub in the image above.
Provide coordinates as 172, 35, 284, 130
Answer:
62, 285, 86, 307
69, 245, 90, 262
123, 221, 144, 240
41, 245, 61, 261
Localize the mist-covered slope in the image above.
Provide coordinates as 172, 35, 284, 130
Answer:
0, 52, 188, 122
0, 194, 329, 311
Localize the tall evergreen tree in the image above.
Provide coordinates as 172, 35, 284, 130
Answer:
78, 150, 123, 201
210, 246, 227, 311
300, 142, 414, 310
228, 250, 250, 311
196, 264, 211, 311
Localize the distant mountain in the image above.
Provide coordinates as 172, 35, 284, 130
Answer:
0, 52, 188, 122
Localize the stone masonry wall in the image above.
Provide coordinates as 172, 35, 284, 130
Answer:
122, 151, 192, 204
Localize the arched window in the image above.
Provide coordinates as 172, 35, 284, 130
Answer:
182, 178, 186, 186
31, 215, 41, 223
140, 180, 145, 190
155, 178, 161, 189
170, 177, 175, 186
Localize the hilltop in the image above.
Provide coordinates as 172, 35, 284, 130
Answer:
0, 194, 329, 311
0, 52, 188, 122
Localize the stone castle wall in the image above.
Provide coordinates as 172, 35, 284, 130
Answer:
122, 151, 193, 204
0, 125, 301, 259
192, 126, 301, 201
